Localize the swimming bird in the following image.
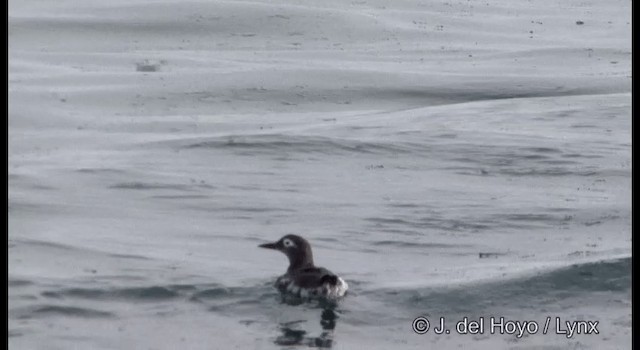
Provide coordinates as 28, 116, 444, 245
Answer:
259, 234, 348, 299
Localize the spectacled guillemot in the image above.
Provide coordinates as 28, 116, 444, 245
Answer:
259, 235, 348, 299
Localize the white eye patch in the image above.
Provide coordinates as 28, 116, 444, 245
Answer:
282, 238, 296, 248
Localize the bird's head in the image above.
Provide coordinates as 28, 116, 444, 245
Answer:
259, 234, 314, 271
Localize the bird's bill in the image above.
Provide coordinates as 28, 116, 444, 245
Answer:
259, 242, 278, 250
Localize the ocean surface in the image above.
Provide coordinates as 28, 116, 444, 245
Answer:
8, 0, 631, 349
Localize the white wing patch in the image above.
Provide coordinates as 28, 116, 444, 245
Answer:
324, 277, 348, 298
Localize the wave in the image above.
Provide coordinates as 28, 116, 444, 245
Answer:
41, 286, 183, 301
35, 282, 277, 307
371, 257, 630, 316
9, 239, 151, 261
13, 305, 115, 319
141, 132, 624, 180
177, 134, 424, 157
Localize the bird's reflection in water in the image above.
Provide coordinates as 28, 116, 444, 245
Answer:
274, 296, 340, 348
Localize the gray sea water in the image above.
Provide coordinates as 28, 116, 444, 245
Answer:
9, 0, 631, 349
